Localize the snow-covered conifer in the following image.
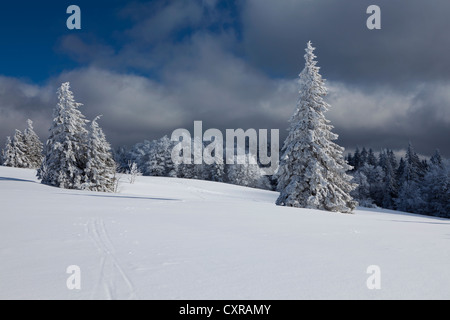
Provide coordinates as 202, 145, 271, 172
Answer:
2, 136, 15, 167
276, 41, 356, 213
146, 136, 177, 177
227, 152, 267, 189
367, 148, 377, 167
175, 137, 205, 180
38, 82, 89, 189
113, 146, 130, 173
353, 148, 362, 171
422, 150, 449, 217
396, 143, 425, 213
23, 120, 43, 169
360, 147, 368, 166
206, 160, 225, 182
128, 140, 155, 174
83, 116, 116, 192
397, 157, 406, 181
379, 150, 397, 209
350, 168, 374, 207
4, 130, 28, 168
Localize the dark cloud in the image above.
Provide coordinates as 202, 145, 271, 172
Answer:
0, 77, 53, 145
242, 0, 450, 84
326, 81, 450, 156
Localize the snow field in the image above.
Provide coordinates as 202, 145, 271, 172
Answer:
0, 166, 449, 300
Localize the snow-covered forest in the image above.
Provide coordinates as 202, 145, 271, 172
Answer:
1, 44, 448, 219
347, 145, 449, 217
2, 114, 448, 218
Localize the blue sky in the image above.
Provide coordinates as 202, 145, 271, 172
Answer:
0, 0, 449, 157
0, 1, 130, 82
0, 0, 242, 82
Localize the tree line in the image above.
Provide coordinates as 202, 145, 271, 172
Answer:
347, 145, 449, 218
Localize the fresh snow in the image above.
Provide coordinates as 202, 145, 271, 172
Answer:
0, 166, 449, 300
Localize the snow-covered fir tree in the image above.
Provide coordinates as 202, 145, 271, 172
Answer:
113, 146, 130, 173
125, 140, 160, 175
38, 82, 89, 189
83, 116, 116, 192
2, 136, 15, 167
396, 157, 406, 181
360, 147, 368, 167
350, 167, 373, 207
276, 41, 356, 213
227, 152, 269, 189
1, 120, 43, 169
396, 142, 425, 213
205, 160, 225, 182
146, 136, 177, 177
3, 130, 28, 168
23, 120, 43, 169
367, 148, 378, 167
379, 149, 398, 209
175, 136, 206, 180
352, 147, 362, 170
422, 150, 449, 217
366, 164, 384, 206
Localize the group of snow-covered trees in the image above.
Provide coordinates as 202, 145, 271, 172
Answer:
1, 120, 43, 169
1, 83, 116, 193
347, 144, 449, 218
113, 41, 357, 213
114, 137, 272, 190
0, 42, 448, 217
38, 82, 116, 192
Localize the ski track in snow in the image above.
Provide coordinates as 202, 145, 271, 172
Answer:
86, 217, 138, 300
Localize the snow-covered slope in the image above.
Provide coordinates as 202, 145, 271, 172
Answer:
0, 166, 449, 300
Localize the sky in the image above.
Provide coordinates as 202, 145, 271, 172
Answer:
0, 0, 449, 157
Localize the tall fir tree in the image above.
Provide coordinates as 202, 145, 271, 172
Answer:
367, 148, 378, 167
23, 119, 43, 169
350, 167, 373, 207
2, 136, 15, 167
396, 142, 425, 213
5, 130, 28, 168
422, 150, 449, 217
360, 147, 368, 166
83, 116, 116, 192
353, 147, 362, 170
379, 150, 397, 209
276, 42, 357, 213
38, 82, 89, 189
396, 157, 406, 181
387, 150, 398, 171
